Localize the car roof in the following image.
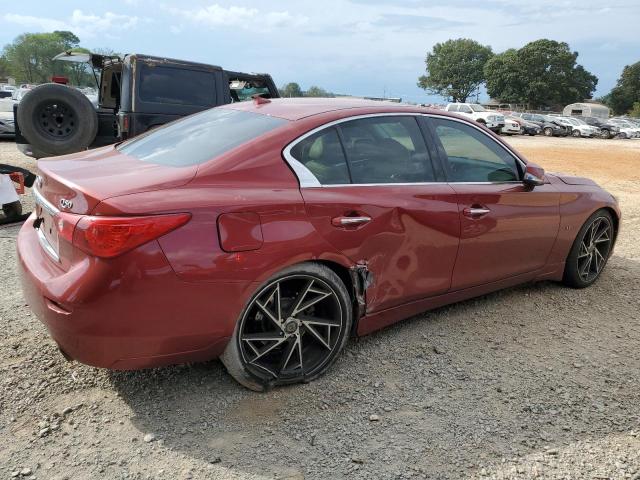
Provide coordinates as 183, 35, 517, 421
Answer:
222, 97, 438, 121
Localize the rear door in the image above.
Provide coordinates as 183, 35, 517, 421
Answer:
426, 116, 560, 290
287, 114, 460, 313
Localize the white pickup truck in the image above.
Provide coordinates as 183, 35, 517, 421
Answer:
445, 103, 505, 133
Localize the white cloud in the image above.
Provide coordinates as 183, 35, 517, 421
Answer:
169, 4, 308, 32
2, 9, 138, 39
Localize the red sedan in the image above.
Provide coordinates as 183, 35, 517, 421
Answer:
18, 99, 620, 391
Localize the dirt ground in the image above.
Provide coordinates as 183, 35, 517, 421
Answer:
0, 136, 639, 480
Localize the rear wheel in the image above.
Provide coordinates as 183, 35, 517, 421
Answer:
544, 127, 553, 137
563, 210, 614, 288
572, 129, 581, 137
221, 262, 352, 391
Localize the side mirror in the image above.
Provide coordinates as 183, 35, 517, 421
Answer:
523, 162, 545, 188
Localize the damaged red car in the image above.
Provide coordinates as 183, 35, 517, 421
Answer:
18, 98, 620, 390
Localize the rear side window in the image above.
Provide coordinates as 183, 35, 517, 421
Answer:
339, 116, 435, 183
431, 118, 520, 182
289, 128, 350, 185
118, 108, 286, 166
138, 64, 216, 106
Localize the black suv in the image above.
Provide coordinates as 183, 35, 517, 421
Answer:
13, 52, 279, 158
576, 116, 620, 139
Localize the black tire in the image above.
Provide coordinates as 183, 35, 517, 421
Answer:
17, 83, 98, 157
572, 129, 581, 137
563, 210, 614, 289
2, 200, 22, 220
221, 262, 353, 391
544, 127, 553, 137
477, 119, 486, 125
601, 129, 611, 139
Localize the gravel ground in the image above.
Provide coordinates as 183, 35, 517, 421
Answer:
0, 137, 639, 479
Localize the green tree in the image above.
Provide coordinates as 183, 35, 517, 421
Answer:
0, 55, 10, 79
605, 62, 640, 115
418, 38, 493, 102
279, 82, 303, 97
1, 31, 89, 84
305, 85, 332, 97
484, 39, 597, 109
629, 102, 640, 118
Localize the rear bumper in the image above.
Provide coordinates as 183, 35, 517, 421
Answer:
17, 214, 250, 370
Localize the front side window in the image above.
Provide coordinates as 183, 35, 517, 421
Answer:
431, 118, 521, 182
338, 116, 435, 184
118, 108, 286, 166
289, 128, 351, 185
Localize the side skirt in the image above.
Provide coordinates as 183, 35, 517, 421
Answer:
356, 270, 540, 336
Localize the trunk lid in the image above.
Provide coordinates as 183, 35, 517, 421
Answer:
33, 146, 197, 270
36, 145, 198, 215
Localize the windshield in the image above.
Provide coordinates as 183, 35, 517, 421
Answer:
470, 104, 487, 112
567, 118, 580, 126
117, 108, 287, 166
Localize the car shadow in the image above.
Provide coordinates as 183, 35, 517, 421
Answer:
109, 253, 640, 479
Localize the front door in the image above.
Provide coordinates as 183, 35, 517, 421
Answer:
428, 116, 560, 290
288, 115, 460, 313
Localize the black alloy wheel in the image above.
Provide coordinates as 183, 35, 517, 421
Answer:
222, 263, 352, 391
564, 211, 614, 288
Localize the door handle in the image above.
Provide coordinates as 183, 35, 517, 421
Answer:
331, 216, 371, 227
463, 206, 491, 218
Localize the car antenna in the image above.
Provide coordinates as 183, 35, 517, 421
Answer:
252, 94, 271, 105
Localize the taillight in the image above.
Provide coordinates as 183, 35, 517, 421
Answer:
71, 213, 191, 258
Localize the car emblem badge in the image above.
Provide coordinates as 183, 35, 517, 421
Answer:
59, 198, 73, 210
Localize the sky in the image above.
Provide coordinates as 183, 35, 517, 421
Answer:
1, 0, 639, 104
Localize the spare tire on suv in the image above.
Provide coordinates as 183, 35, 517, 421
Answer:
17, 83, 98, 157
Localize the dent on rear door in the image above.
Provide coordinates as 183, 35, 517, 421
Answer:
300, 184, 460, 313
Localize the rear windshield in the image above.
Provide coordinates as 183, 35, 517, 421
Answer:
117, 108, 286, 166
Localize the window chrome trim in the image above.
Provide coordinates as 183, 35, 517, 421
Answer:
282, 112, 526, 188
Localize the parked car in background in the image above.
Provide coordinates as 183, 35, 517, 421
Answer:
576, 116, 620, 139
608, 119, 640, 138
13, 51, 280, 158
0, 112, 15, 138
445, 103, 505, 133
508, 116, 541, 136
18, 98, 620, 391
514, 113, 569, 137
557, 117, 599, 138
11, 86, 33, 103
501, 117, 521, 135
0, 84, 16, 99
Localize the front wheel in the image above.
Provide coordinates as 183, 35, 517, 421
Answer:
600, 129, 611, 139
572, 129, 581, 137
544, 127, 553, 137
221, 263, 352, 391
563, 210, 614, 288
